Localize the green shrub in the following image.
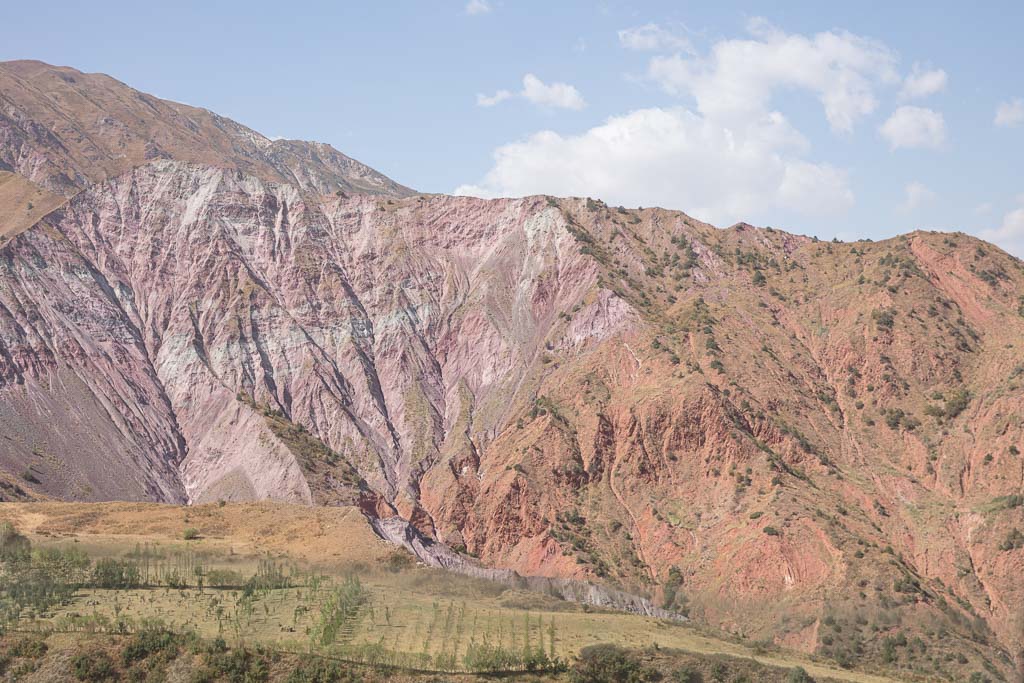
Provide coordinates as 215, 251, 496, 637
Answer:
571, 644, 650, 683
286, 657, 358, 683
206, 568, 244, 587
787, 666, 814, 682
871, 309, 895, 331
943, 389, 970, 418
91, 558, 140, 589
382, 549, 415, 573
122, 627, 183, 666
9, 636, 47, 659
763, 526, 781, 537
999, 528, 1024, 551
183, 528, 200, 540
674, 666, 703, 682
72, 650, 117, 682
196, 647, 269, 682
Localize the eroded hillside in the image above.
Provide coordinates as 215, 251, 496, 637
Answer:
1, 61, 1023, 682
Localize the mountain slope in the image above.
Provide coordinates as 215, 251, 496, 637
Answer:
0, 60, 413, 198
0, 62, 1023, 681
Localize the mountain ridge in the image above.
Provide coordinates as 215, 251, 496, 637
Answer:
0, 59, 414, 198
0, 61, 1023, 682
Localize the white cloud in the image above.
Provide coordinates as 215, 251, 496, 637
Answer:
879, 106, 946, 149
647, 18, 899, 133
898, 181, 935, 212
981, 204, 1024, 257
900, 63, 947, 99
465, 0, 491, 15
476, 90, 512, 107
460, 21, 956, 225
455, 106, 853, 225
995, 98, 1024, 127
618, 23, 692, 52
520, 74, 586, 110
476, 75, 586, 110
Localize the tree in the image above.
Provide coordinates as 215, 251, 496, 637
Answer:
0, 522, 30, 562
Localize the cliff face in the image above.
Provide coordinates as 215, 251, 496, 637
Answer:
0, 161, 601, 509
1, 61, 1024, 680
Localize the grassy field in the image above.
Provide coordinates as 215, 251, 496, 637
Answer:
28, 580, 906, 682
0, 502, 913, 682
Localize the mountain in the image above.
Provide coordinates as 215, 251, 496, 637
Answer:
0, 60, 413, 199
1, 60, 1023, 681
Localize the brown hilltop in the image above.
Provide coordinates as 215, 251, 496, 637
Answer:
0, 60, 413, 197
0, 61, 1023, 681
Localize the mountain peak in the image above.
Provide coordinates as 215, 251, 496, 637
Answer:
0, 59, 413, 198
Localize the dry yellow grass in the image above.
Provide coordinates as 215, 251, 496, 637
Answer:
0, 171, 65, 239
0, 501, 391, 566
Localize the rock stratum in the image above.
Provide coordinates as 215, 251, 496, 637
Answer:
1, 60, 1023, 680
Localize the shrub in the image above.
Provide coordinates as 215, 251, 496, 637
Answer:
763, 526, 781, 537
674, 666, 703, 683
286, 657, 357, 683
382, 549, 415, 573
72, 650, 117, 682
197, 647, 269, 682
183, 528, 200, 540
9, 636, 47, 659
883, 408, 919, 431
943, 389, 970, 418
91, 558, 140, 589
571, 644, 650, 683
787, 666, 815, 682
206, 568, 244, 587
999, 528, 1024, 551
122, 627, 183, 666
871, 309, 895, 331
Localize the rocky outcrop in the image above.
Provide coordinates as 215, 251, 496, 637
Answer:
371, 515, 682, 620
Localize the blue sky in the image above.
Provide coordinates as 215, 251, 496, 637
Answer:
4, 1, 1023, 254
